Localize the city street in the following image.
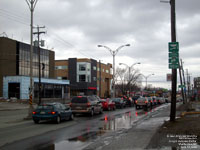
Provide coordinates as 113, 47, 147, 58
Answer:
0, 103, 172, 150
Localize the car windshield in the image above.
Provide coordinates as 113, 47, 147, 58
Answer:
111, 98, 120, 102
71, 97, 88, 103
37, 105, 54, 110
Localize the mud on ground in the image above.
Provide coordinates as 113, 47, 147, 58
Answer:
147, 103, 200, 149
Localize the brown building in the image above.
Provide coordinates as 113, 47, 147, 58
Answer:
55, 58, 112, 98
0, 37, 58, 99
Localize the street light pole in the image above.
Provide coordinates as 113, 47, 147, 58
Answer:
141, 74, 154, 89
97, 44, 130, 98
26, 0, 38, 118
119, 62, 140, 97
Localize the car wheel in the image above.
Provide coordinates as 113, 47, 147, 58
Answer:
70, 113, 74, 120
136, 105, 139, 110
56, 116, 61, 124
90, 109, 94, 116
34, 119, 39, 124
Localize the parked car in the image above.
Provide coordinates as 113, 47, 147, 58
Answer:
157, 97, 165, 104
152, 96, 158, 105
123, 96, 134, 107
100, 98, 116, 111
70, 96, 103, 116
132, 95, 141, 105
147, 97, 154, 107
135, 97, 151, 110
111, 98, 126, 109
32, 102, 73, 124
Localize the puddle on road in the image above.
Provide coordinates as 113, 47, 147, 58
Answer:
38, 110, 160, 150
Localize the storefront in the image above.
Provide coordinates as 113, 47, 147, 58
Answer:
3, 76, 70, 100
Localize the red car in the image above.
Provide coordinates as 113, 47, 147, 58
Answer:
100, 98, 116, 111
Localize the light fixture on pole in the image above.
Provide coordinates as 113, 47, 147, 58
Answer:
119, 62, 140, 96
97, 44, 130, 98
141, 73, 155, 89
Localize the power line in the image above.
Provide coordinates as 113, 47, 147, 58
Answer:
0, 8, 99, 60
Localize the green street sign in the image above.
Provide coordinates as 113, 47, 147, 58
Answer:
169, 52, 179, 57
169, 64, 179, 69
179, 85, 186, 88
169, 42, 179, 52
169, 58, 179, 64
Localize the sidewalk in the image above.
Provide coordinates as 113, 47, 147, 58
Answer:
0, 100, 37, 128
147, 101, 200, 149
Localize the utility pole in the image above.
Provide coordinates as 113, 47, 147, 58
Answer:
99, 60, 101, 98
170, 0, 177, 122
179, 60, 185, 104
181, 59, 187, 102
26, 0, 38, 118
33, 26, 45, 105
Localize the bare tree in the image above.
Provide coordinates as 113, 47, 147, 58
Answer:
115, 67, 142, 96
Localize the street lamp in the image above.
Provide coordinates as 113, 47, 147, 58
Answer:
97, 44, 130, 98
119, 62, 140, 96
141, 73, 155, 89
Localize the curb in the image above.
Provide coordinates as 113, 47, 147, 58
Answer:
181, 111, 200, 117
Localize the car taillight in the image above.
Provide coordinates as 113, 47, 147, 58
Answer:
145, 100, 148, 104
87, 102, 91, 107
129, 98, 131, 100
135, 100, 138, 104
151, 100, 152, 103
51, 111, 56, 115
32, 111, 36, 115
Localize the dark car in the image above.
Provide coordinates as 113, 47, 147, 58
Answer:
100, 98, 116, 111
70, 96, 103, 116
132, 95, 141, 105
111, 98, 126, 109
123, 96, 134, 107
32, 102, 73, 124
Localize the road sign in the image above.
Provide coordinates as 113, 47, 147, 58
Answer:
169, 42, 179, 52
169, 64, 179, 69
169, 52, 179, 57
169, 57, 179, 64
168, 42, 179, 69
179, 85, 185, 88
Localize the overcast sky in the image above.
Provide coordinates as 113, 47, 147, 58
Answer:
1, 0, 200, 89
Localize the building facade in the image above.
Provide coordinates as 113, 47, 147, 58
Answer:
55, 58, 112, 98
0, 37, 69, 100
194, 77, 200, 100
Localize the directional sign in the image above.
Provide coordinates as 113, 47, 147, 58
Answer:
179, 85, 186, 88
169, 52, 179, 57
169, 42, 179, 52
169, 64, 179, 69
169, 58, 179, 64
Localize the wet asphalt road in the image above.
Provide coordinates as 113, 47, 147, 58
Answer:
0, 104, 171, 150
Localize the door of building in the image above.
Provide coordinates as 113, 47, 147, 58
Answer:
8, 83, 20, 99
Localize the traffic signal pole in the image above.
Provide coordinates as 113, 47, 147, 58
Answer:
170, 0, 177, 122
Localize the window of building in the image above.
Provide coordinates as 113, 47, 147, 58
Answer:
97, 68, 100, 71
93, 77, 96, 81
79, 75, 86, 82
79, 64, 86, 71
18, 43, 49, 78
55, 65, 68, 70
102, 69, 104, 72
57, 77, 62, 80
106, 69, 109, 73
93, 66, 97, 70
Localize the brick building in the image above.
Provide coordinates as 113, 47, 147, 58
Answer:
0, 37, 69, 100
55, 58, 112, 98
